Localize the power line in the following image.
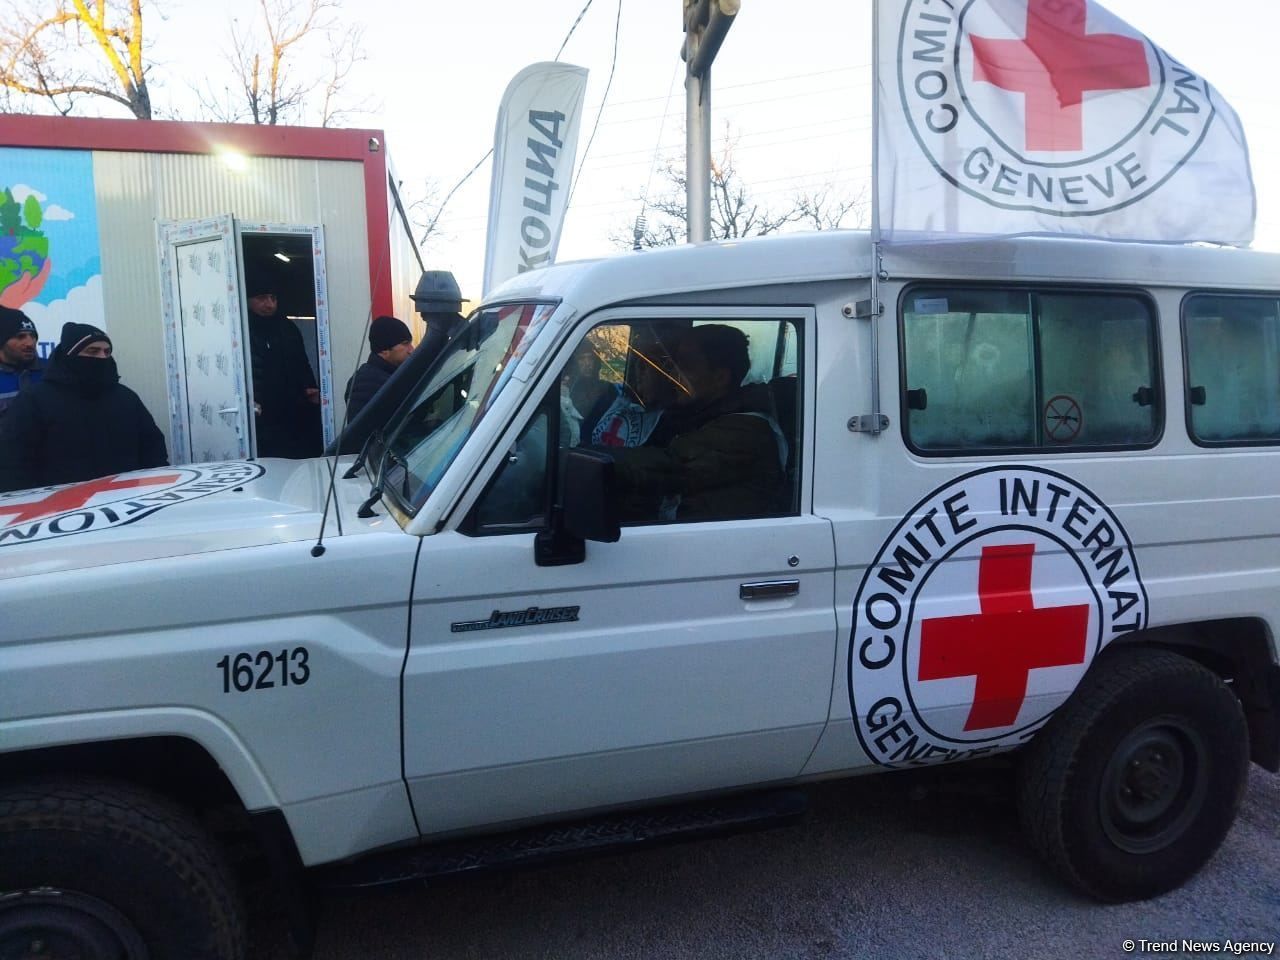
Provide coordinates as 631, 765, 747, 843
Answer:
418, 0, 605, 249
602, 63, 871, 109
566, 0, 622, 211
599, 81, 870, 128
586, 115, 871, 165
555, 0, 597, 61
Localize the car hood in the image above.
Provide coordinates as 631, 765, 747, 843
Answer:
0, 459, 399, 581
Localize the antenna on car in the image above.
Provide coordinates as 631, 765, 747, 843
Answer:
312, 269, 467, 556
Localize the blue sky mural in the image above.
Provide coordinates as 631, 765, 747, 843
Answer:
0, 147, 101, 305
1, 147, 105, 352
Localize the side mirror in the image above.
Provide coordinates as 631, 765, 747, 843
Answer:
561, 448, 621, 543
534, 448, 620, 566
1132, 386, 1154, 407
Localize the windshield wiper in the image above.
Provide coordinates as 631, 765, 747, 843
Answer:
357, 432, 392, 518
343, 427, 380, 480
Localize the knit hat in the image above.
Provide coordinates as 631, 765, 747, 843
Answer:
59, 322, 112, 357
245, 265, 277, 298
0, 306, 37, 345
369, 315, 413, 353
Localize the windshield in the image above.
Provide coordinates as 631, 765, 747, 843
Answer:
380, 302, 558, 511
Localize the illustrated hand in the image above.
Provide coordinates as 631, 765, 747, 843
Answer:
0, 259, 52, 308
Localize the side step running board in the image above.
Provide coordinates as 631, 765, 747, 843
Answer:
316, 788, 808, 889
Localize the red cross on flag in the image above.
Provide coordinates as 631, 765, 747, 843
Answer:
875, 0, 1255, 245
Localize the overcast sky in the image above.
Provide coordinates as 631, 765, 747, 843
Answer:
140, 0, 1280, 299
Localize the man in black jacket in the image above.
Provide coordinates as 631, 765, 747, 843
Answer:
0, 323, 168, 493
245, 277, 322, 459
344, 315, 414, 427
0, 306, 45, 419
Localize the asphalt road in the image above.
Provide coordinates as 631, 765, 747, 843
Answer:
253, 766, 1279, 960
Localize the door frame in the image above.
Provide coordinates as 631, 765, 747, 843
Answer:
235, 221, 337, 450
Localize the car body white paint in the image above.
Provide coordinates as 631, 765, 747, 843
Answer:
2, 230, 1277, 866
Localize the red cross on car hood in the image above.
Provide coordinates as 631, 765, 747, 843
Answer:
0, 458, 385, 582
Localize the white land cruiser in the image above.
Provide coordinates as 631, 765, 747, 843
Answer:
2, 231, 1278, 959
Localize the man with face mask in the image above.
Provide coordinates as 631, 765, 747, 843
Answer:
0, 322, 168, 492
0, 306, 45, 419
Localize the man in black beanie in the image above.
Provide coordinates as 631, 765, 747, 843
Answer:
0, 322, 168, 492
0, 306, 45, 419
245, 272, 322, 459
345, 315, 414, 421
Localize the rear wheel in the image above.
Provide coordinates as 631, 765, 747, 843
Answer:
0, 778, 246, 960
1017, 647, 1249, 902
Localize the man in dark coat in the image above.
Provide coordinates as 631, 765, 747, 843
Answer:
0, 323, 168, 493
0, 306, 45, 419
607, 324, 785, 523
245, 277, 322, 459
345, 315, 414, 422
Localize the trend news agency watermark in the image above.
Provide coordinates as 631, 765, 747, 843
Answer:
1122, 941, 1275, 956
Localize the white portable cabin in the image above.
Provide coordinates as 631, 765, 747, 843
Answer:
0, 114, 425, 461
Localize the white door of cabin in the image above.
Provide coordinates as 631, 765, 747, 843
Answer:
157, 216, 253, 463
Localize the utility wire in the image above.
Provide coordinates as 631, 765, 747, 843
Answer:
416, 148, 492, 248
556, 0, 597, 61
566, 0, 623, 211
641, 64, 681, 208
416, 0, 602, 249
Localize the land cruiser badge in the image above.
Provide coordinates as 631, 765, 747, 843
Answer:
849, 466, 1147, 768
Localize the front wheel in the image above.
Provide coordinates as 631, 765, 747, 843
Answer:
1017, 647, 1250, 902
0, 778, 246, 960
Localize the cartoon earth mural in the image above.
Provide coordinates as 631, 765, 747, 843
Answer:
0, 187, 52, 308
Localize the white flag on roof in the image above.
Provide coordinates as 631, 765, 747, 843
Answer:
874, 0, 1255, 245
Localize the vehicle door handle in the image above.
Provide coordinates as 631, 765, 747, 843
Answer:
740, 579, 800, 600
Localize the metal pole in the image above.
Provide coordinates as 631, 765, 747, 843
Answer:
682, 0, 736, 245
868, 0, 884, 435
686, 66, 711, 243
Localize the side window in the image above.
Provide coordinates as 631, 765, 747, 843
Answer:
902, 287, 1159, 453
903, 290, 1036, 449
1184, 295, 1280, 444
470, 404, 551, 532
468, 317, 802, 533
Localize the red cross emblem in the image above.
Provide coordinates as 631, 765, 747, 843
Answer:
0, 474, 181, 525
970, 0, 1150, 152
917, 543, 1089, 731
599, 416, 628, 447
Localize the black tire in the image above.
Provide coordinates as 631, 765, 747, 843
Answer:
1017, 646, 1249, 902
0, 778, 246, 960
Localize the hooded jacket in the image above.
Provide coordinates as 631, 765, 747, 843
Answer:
0, 350, 168, 493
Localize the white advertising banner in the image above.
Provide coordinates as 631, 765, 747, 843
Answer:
482, 62, 589, 296
875, 0, 1256, 245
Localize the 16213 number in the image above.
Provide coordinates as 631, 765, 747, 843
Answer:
216, 647, 310, 693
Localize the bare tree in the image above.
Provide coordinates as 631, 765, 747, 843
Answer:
198, 0, 368, 127
0, 0, 152, 118
403, 178, 450, 252
794, 184, 869, 232
617, 131, 867, 249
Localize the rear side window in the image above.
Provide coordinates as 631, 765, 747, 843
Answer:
1184, 294, 1280, 445
902, 287, 1160, 454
